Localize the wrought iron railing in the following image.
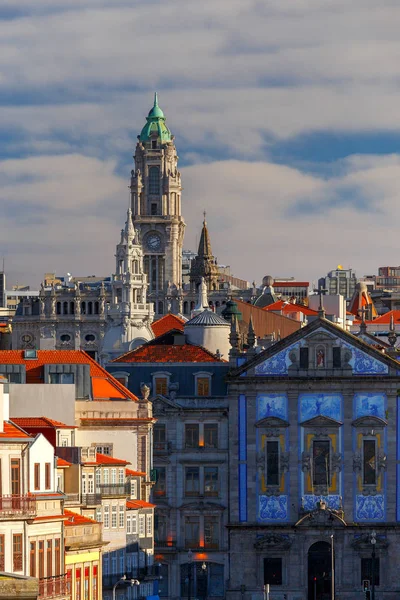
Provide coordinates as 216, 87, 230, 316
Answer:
0, 494, 36, 518
38, 574, 67, 599
97, 483, 130, 496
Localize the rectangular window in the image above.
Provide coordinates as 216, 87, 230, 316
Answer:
103, 554, 109, 576
111, 468, 117, 484
66, 569, 72, 600
39, 541, 44, 578
204, 516, 219, 549
30, 541, 36, 577
111, 553, 117, 574
119, 506, 125, 528
130, 479, 137, 499
96, 469, 101, 488
312, 440, 330, 487
147, 514, 153, 536
266, 440, 280, 486
93, 565, 98, 600
34, 463, 40, 490
0, 535, 4, 571
88, 474, 94, 494
54, 538, 60, 576
155, 377, 168, 396
82, 474, 86, 494
185, 466, 200, 496
154, 424, 166, 450
204, 467, 218, 497
204, 424, 218, 448
139, 514, 145, 536
47, 540, 52, 577
11, 459, 20, 495
333, 347, 341, 368
76, 567, 81, 600
127, 514, 131, 534
361, 557, 380, 586
363, 439, 377, 486
197, 377, 210, 397
300, 347, 309, 369
185, 424, 199, 448
112, 505, 117, 528
104, 505, 110, 529
84, 566, 89, 600
13, 533, 23, 571
264, 557, 283, 585
50, 373, 74, 384
45, 462, 51, 490
132, 514, 138, 534
103, 469, 109, 484
96, 508, 102, 523
119, 549, 124, 574
185, 516, 199, 549
154, 467, 166, 497
118, 468, 124, 484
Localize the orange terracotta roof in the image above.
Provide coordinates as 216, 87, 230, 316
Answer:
32, 514, 66, 522
0, 421, 32, 439
12, 416, 76, 429
83, 452, 130, 466
57, 457, 71, 467
0, 350, 138, 402
365, 310, 400, 325
126, 499, 156, 510
151, 313, 185, 337
263, 300, 319, 316
113, 343, 224, 364
64, 510, 99, 526
126, 468, 146, 477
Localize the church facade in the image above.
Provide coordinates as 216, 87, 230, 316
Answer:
226, 318, 400, 600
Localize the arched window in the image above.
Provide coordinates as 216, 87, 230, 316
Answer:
88, 302, 93, 315
132, 260, 138, 274
158, 301, 164, 315
63, 301, 68, 315
183, 301, 188, 314
149, 166, 160, 195
94, 301, 99, 315
70, 302, 75, 314
56, 302, 61, 315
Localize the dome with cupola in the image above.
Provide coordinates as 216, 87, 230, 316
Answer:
139, 93, 172, 143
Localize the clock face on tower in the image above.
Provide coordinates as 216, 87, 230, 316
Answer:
146, 233, 162, 251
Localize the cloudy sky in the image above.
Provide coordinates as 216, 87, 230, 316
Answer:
1, 0, 400, 288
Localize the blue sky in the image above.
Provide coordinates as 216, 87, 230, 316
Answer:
1, 0, 400, 287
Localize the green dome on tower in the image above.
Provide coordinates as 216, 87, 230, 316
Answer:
139, 93, 172, 143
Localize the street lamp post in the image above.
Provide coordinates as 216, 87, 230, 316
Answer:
188, 549, 193, 600
113, 575, 140, 600
202, 561, 207, 600
371, 530, 376, 600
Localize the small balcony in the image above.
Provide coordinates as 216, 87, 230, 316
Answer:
81, 493, 102, 506
0, 495, 36, 519
154, 539, 177, 551
97, 483, 130, 497
38, 574, 67, 599
154, 441, 172, 455
63, 492, 80, 506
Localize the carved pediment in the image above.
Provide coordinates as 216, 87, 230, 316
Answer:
254, 533, 293, 550
152, 395, 179, 415
179, 501, 226, 512
306, 332, 336, 343
351, 533, 389, 550
301, 415, 343, 428
352, 416, 387, 428
295, 504, 347, 527
255, 416, 290, 428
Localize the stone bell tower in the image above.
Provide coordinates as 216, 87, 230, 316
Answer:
130, 93, 185, 316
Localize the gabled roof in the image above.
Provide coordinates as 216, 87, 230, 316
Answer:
263, 300, 318, 317
82, 452, 130, 466
64, 510, 99, 526
151, 314, 185, 337
0, 421, 32, 439
12, 417, 76, 429
0, 350, 138, 401
366, 310, 400, 325
126, 499, 155, 510
229, 317, 400, 378
126, 468, 146, 477
57, 457, 71, 468
112, 341, 226, 364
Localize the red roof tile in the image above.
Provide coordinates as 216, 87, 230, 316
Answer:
126, 499, 155, 510
57, 457, 71, 467
12, 417, 76, 429
64, 510, 99, 526
263, 300, 319, 316
83, 452, 130, 466
126, 468, 146, 477
365, 310, 400, 325
113, 343, 225, 364
0, 350, 138, 402
0, 421, 32, 439
151, 314, 185, 338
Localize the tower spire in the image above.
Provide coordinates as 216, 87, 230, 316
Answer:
154, 91, 158, 107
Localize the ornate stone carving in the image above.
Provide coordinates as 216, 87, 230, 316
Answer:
301, 451, 311, 472
280, 451, 290, 472
140, 383, 150, 401
378, 448, 387, 471
332, 452, 342, 472
254, 533, 293, 550
256, 451, 265, 474
353, 451, 362, 472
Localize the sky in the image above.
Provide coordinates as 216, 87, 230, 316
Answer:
1, 0, 400, 288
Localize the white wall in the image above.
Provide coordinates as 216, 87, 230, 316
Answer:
28, 434, 56, 493
75, 428, 138, 470
9, 384, 76, 425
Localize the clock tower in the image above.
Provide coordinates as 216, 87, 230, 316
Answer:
130, 94, 185, 315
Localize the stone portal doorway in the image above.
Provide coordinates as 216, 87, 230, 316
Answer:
308, 541, 332, 600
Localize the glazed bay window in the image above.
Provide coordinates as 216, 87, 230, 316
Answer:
185, 516, 199, 549
204, 467, 218, 497
312, 440, 330, 488
103, 506, 109, 529
185, 424, 199, 448
185, 467, 200, 496
266, 440, 280, 486
204, 423, 218, 448
153, 467, 166, 497
264, 558, 283, 585
363, 439, 377, 486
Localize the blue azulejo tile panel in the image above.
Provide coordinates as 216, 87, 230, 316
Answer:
354, 393, 386, 420
239, 464, 247, 522
342, 342, 388, 375
238, 394, 247, 522
299, 393, 342, 422
254, 342, 299, 375
258, 495, 288, 522
257, 394, 288, 421
302, 495, 342, 511
355, 495, 385, 521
